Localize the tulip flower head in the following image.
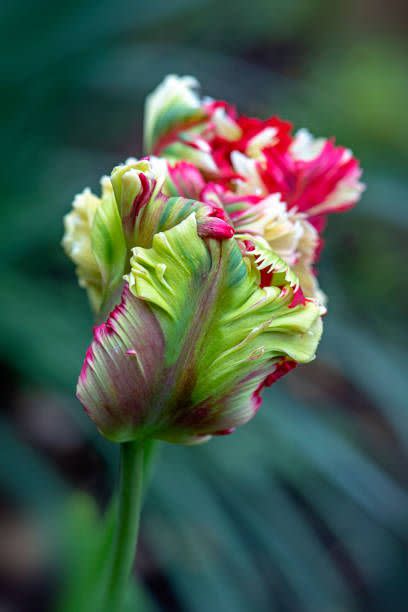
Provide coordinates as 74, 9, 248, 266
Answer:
62, 74, 365, 445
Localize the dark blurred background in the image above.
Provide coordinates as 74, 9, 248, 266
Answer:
1, 1, 408, 611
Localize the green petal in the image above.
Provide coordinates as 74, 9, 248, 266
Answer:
110, 159, 165, 220
159, 141, 218, 174
129, 214, 322, 436
63, 178, 128, 314
91, 179, 127, 310
108, 157, 209, 249
144, 75, 206, 154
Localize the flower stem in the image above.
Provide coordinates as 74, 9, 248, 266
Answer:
102, 440, 145, 612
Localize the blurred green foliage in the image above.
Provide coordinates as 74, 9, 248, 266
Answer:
1, 1, 407, 611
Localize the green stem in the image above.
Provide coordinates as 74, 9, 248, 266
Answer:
142, 439, 159, 487
102, 440, 145, 612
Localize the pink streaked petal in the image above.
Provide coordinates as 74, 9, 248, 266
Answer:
76, 284, 166, 441
168, 161, 206, 199
199, 103, 294, 178
260, 140, 363, 220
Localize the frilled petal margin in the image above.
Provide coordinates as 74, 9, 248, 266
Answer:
77, 214, 323, 444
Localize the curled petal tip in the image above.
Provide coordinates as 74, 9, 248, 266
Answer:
198, 218, 235, 239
